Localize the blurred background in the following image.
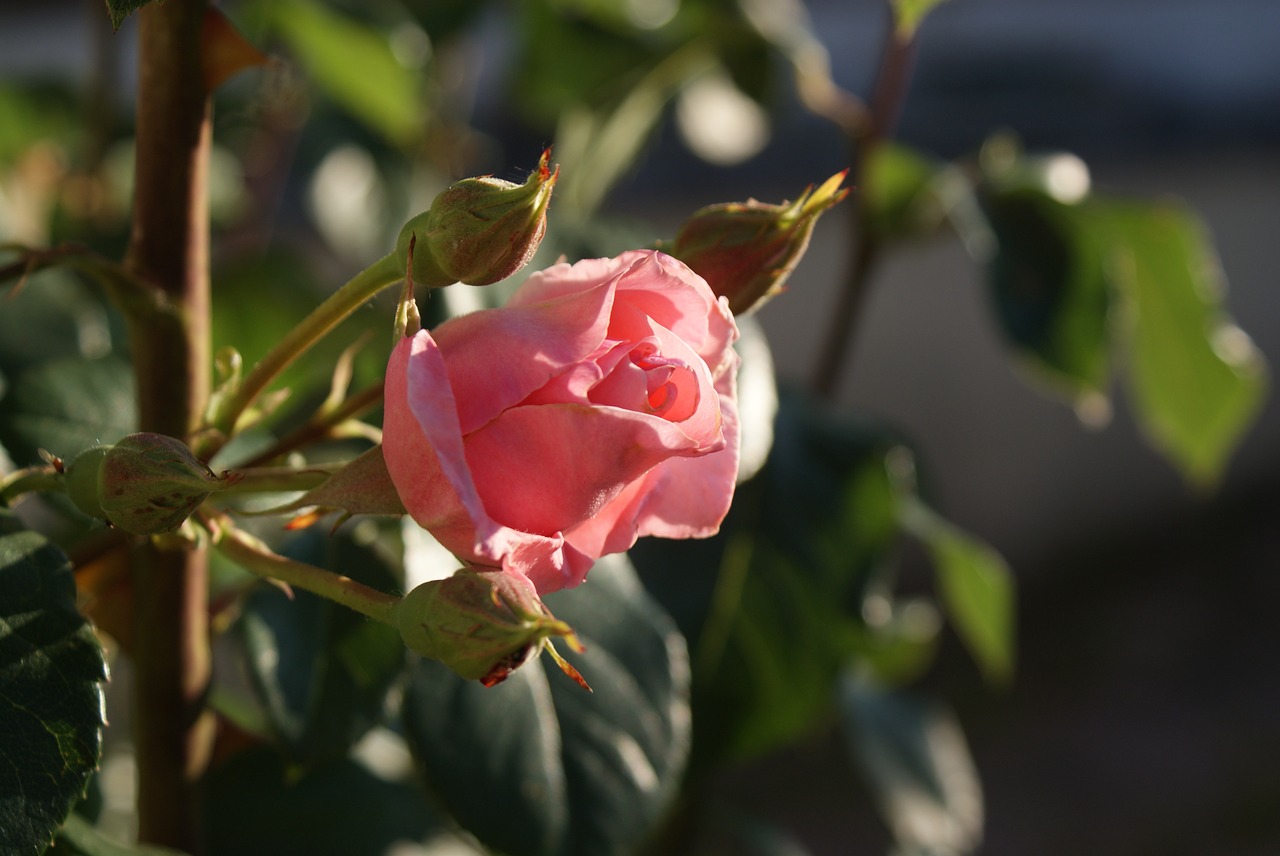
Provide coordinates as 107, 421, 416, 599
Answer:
3, 0, 1278, 853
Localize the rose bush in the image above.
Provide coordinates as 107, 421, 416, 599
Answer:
383, 249, 740, 593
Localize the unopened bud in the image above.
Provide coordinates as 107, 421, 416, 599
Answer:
395, 567, 589, 689
671, 170, 848, 314
396, 150, 557, 288
64, 433, 240, 535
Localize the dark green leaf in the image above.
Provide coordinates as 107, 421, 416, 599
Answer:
840, 676, 982, 856
238, 527, 405, 763
0, 355, 135, 467
981, 187, 1111, 403
54, 814, 186, 856
634, 395, 904, 766
0, 510, 107, 856
401, 555, 690, 856
1098, 200, 1267, 485
104, 0, 157, 30
204, 747, 441, 856
897, 496, 1015, 684
269, 0, 423, 145
0, 271, 117, 380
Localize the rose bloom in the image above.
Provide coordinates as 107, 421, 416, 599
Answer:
383, 249, 739, 593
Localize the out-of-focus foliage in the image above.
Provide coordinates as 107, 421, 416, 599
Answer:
0, 0, 1265, 854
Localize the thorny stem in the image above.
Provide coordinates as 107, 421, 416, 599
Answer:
812, 8, 920, 399
123, 0, 214, 850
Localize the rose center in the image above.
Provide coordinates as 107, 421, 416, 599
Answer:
629, 342, 699, 422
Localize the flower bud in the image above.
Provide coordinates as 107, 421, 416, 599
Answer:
396, 150, 558, 288
670, 170, 848, 315
395, 567, 586, 688
64, 433, 239, 535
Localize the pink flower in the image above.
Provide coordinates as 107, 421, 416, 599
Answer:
383, 250, 739, 593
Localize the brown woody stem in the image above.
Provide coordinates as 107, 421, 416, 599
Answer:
123, 1, 215, 850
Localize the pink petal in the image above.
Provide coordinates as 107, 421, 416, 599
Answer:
566, 351, 740, 554
462, 402, 706, 538
431, 281, 615, 433
384, 332, 598, 593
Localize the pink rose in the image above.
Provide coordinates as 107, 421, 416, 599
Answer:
383, 249, 739, 594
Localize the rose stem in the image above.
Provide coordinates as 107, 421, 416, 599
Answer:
199, 251, 402, 459
123, 0, 215, 848
206, 514, 400, 625
812, 8, 920, 399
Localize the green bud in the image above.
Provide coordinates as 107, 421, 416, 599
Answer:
64, 433, 240, 535
396, 150, 557, 288
670, 170, 849, 315
395, 567, 587, 688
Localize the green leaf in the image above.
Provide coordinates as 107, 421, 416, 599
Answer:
0, 355, 135, 466
0, 84, 78, 166
238, 527, 405, 763
891, 0, 948, 38
1099, 200, 1267, 485
204, 747, 442, 856
54, 814, 187, 856
400, 555, 690, 856
633, 395, 906, 766
269, 0, 423, 146
897, 496, 1015, 684
863, 143, 944, 243
103, 0, 157, 30
0, 510, 108, 856
839, 676, 983, 856
981, 187, 1112, 404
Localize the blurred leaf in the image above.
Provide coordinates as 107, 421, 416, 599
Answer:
211, 250, 389, 413
555, 43, 715, 216
54, 814, 186, 856
1099, 200, 1267, 485
981, 187, 1111, 404
0, 510, 108, 856
514, 4, 664, 127
0, 272, 116, 376
104, 0, 159, 30
269, 0, 423, 146
0, 355, 135, 466
0, 84, 78, 165
840, 676, 983, 856
891, 0, 948, 38
896, 496, 1015, 684
634, 394, 905, 767
401, 555, 689, 856
204, 747, 440, 856
401, 0, 491, 42
238, 527, 405, 763
864, 143, 944, 243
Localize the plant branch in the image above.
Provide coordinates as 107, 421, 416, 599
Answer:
231, 384, 385, 469
812, 10, 920, 399
122, 1, 215, 849
0, 466, 63, 506
205, 512, 400, 625
199, 251, 401, 459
